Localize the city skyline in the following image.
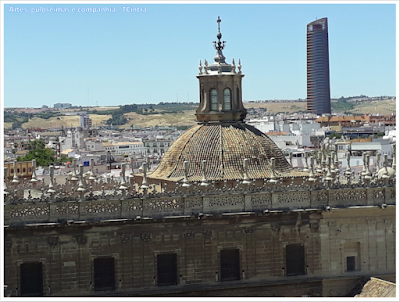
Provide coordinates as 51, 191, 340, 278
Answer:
2, 2, 397, 108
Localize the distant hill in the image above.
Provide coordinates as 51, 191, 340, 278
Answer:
4, 98, 395, 130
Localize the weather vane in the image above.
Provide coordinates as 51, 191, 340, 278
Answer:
213, 16, 226, 51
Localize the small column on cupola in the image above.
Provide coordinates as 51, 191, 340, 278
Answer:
196, 16, 247, 124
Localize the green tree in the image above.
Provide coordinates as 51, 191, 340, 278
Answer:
17, 148, 56, 166
329, 133, 341, 139
106, 111, 127, 125
12, 121, 23, 129
16, 140, 63, 166
28, 140, 46, 150
58, 155, 74, 164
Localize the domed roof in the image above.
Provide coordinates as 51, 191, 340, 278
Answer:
144, 17, 307, 185
148, 123, 307, 182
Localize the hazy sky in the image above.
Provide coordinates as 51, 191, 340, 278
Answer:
2, 2, 397, 108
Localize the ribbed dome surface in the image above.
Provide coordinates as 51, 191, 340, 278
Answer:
148, 123, 306, 182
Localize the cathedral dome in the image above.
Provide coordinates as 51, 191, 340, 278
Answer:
141, 17, 307, 185
148, 123, 305, 182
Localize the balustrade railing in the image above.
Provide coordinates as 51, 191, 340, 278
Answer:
3, 156, 396, 225
4, 183, 396, 225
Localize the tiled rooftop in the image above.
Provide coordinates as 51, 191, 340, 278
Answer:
148, 123, 307, 182
355, 277, 396, 297
315, 115, 365, 123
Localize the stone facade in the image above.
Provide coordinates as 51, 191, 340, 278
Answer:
4, 161, 33, 179
3, 179, 396, 297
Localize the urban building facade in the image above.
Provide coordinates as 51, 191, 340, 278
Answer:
306, 18, 331, 115
142, 139, 172, 156
4, 161, 33, 180
84, 139, 105, 152
103, 141, 146, 157
53, 103, 72, 109
79, 114, 92, 129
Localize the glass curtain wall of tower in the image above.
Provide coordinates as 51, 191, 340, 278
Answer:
306, 18, 331, 115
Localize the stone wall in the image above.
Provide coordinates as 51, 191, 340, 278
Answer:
4, 206, 395, 297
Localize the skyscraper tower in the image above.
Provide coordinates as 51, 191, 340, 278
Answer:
306, 17, 331, 115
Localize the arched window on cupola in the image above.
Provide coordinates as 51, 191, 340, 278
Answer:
210, 88, 218, 111
223, 88, 231, 111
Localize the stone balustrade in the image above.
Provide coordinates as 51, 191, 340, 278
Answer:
4, 154, 396, 226
4, 185, 395, 225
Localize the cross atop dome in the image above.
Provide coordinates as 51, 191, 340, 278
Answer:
212, 16, 227, 65
213, 16, 226, 52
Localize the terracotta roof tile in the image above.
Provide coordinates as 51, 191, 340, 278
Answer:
355, 278, 396, 297
148, 123, 307, 182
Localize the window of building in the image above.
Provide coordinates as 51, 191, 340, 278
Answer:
286, 244, 305, 276
93, 257, 115, 291
220, 249, 240, 281
210, 89, 218, 111
11, 169, 14, 174
157, 253, 177, 286
223, 88, 231, 111
346, 256, 356, 272
20, 262, 43, 296
17, 168, 20, 173
23, 168, 26, 173
344, 242, 360, 272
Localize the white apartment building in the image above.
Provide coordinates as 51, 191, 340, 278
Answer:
143, 138, 172, 156
85, 139, 104, 152
103, 141, 146, 157
268, 133, 312, 148
79, 114, 92, 129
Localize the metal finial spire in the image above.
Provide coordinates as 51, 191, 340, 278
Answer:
213, 16, 226, 51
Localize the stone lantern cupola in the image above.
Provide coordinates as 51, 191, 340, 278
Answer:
196, 16, 247, 123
